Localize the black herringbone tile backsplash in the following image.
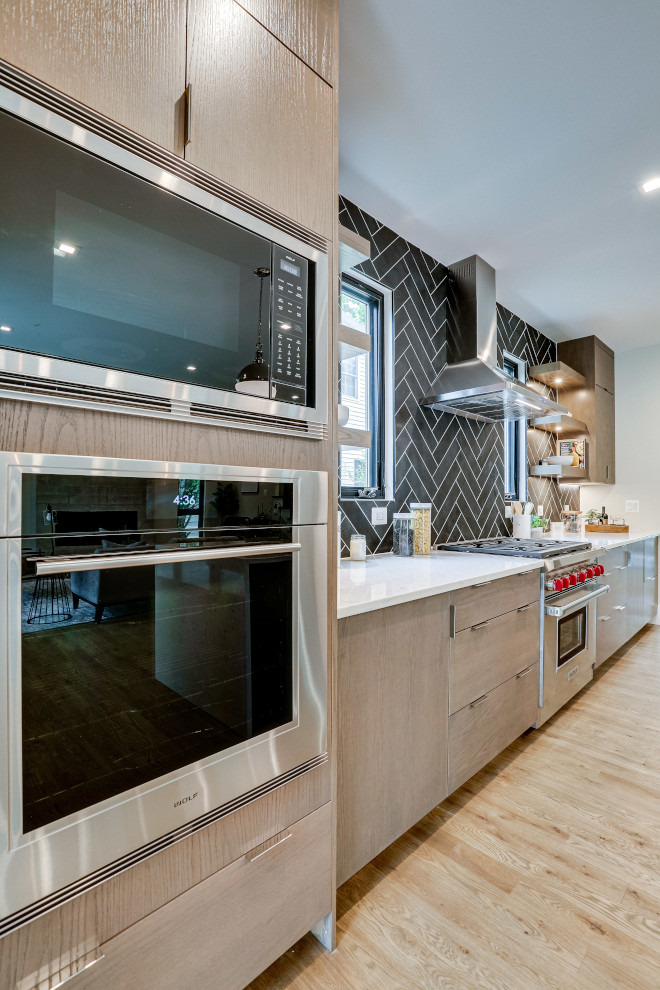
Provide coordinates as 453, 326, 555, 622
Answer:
338, 196, 579, 556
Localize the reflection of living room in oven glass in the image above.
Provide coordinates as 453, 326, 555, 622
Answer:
174, 478, 203, 530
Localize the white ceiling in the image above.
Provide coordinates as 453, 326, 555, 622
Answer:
338, 0, 660, 352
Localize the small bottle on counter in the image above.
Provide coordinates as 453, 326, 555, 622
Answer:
392, 513, 415, 556
410, 502, 432, 555
349, 534, 367, 561
602, 506, 608, 525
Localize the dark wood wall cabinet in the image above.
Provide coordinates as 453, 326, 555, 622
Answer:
557, 335, 616, 484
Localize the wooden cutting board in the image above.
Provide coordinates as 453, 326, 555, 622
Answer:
585, 523, 629, 533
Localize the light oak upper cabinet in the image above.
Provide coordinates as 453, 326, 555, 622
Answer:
186, 0, 334, 238
558, 335, 615, 484
0, 0, 186, 152
234, 0, 336, 83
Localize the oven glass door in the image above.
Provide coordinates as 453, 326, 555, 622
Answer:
20, 538, 295, 834
0, 105, 311, 405
557, 605, 588, 668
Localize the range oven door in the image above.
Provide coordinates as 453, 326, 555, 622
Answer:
0, 457, 327, 928
540, 582, 609, 726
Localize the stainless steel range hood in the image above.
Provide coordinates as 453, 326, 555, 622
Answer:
420, 255, 568, 423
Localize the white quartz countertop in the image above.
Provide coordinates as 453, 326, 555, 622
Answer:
338, 552, 543, 620
576, 527, 660, 550
338, 528, 660, 620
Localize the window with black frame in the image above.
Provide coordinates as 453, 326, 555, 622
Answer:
503, 355, 526, 502
339, 277, 385, 497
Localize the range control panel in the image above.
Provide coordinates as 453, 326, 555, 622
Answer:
545, 564, 604, 594
270, 244, 308, 405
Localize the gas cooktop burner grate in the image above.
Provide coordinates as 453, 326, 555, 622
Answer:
438, 537, 592, 559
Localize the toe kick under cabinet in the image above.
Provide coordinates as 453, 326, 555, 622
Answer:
448, 572, 541, 794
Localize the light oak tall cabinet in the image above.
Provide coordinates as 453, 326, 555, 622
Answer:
0, 3, 338, 988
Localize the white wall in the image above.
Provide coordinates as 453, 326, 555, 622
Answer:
581, 343, 660, 529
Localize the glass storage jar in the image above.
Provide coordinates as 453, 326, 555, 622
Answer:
410, 502, 432, 555
349, 534, 367, 560
392, 513, 415, 557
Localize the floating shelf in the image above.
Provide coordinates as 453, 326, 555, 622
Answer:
528, 360, 585, 389
529, 413, 588, 434
338, 426, 371, 448
338, 224, 371, 273
338, 322, 371, 361
530, 464, 587, 480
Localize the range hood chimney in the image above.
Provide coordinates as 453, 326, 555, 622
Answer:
420, 255, 568, 423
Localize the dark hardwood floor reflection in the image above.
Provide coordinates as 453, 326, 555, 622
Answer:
248, 625, 660, 990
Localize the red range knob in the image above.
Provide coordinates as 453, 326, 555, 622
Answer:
596, 564, 604, 576
578, 571, 587, 583
569, 574, 577, 586
553, 578, 563, 592
562, 576, 570, 589
586, 567, 595, 579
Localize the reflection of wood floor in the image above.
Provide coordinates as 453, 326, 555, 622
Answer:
249, 626, 660, 990
22, 616, 247, 832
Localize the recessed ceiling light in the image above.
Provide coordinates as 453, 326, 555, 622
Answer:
58, 242, 77, 254
642, 177, 660, 193
0, 325, 11, 332
186, 365, 197, 371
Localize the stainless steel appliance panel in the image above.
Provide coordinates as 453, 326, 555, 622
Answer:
0, 453, 327, 924
0, 80, 328, 428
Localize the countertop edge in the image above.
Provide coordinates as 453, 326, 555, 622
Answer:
338, 558, 543, 620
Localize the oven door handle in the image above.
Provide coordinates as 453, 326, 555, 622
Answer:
544, 583, 609, 618
34, 542, 302, 575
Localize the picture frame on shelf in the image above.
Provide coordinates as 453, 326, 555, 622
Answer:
559, 438, 586, 470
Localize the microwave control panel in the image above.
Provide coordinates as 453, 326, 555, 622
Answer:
271, 244, 308, 405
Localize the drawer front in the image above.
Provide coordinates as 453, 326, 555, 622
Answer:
596, 600, 627, 665
448, 662, 539, 794
451, 571, 540, 632
74, 803, 332, 990
450, 603, 539, 714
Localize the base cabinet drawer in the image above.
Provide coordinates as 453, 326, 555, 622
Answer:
73, 803, 332, 990
448, 662, 539, 794
450, 603, 539, 714
451, 571, 540, 632
596, 600, 628, 666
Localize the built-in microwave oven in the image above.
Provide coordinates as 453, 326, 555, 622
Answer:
0, 65, 328, 435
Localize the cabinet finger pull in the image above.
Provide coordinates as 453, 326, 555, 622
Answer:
184, 83, 192, 145
469, 694, 489, 708
600, 615, 611, 622
516, 665, 535, 678
474, 581, 493, 588
246, 830, 292, 862
517, 603, 535, 612
470, 620, 490, 631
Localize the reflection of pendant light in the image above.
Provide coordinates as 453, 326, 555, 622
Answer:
236, 266, 271, 397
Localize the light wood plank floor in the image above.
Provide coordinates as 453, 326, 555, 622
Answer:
248, 625, 660, 989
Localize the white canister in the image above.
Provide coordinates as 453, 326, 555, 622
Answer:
512, 514, 532, 539
349, 534, 367, 561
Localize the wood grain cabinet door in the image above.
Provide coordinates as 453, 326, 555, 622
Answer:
234, 0, 336, 83
337, 596, 450, 885
594, 385, 615, 483
0, 0, 186, 152
186, 0, 334, 238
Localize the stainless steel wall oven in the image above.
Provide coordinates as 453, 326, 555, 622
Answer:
0, 453, 327, 931
0, 68, 328, 436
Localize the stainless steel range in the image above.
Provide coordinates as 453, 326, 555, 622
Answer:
439, 537, 610, 726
